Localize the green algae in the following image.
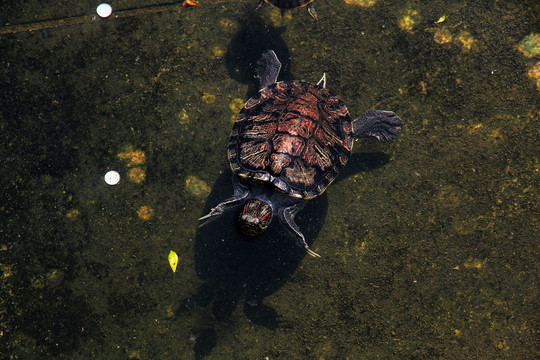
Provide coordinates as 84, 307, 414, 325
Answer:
518, 33, 540, 58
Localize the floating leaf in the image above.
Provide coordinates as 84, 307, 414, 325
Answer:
168, 250, 178, 273
435, 15, 446, 23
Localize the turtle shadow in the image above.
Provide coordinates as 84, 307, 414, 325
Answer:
225, 10, 292, 98
181, 169, 326, 358
191, 169, 327, 320
182, 152, 390, 358
335, 151, 391, 185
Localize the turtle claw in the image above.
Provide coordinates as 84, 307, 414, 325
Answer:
198, 208, 223, 228
198, 212, 213, 221
306, 247, 321, 258
199, 196, 245, 227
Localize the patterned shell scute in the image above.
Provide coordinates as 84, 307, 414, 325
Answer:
265, 0, 314, 10
229, 81, 353, 199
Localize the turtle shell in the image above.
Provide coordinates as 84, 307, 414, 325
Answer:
228, 81, 353, 199
264, 0, 314, 10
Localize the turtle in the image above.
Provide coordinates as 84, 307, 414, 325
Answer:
257, 0, 318, 20
200, 50, 402, 257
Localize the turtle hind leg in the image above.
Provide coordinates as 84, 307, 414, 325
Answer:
278, 203, 321, 258
255, 50, 282, 89
352, 110, 402, 142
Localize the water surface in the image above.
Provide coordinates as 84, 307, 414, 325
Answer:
1, 0, 538, 359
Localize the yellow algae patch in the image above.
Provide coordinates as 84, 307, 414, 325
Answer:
2, 264, 13, 279
456, 31, 476, 50
185, 175, 211, 197
229, 98, 245, 113
398, 10, 420, 32
433, 27, 452, 44
419, 81, 427, 94
178, 108, 189, 124
212, 46, 224, 58
128, 167, 146, 184
496, 339, 510, 351
128, 349, 141, 359
66, 209, 80, 219
344, 0, 377, 7
517, 33, 540, 58
117, 145, 146, 167
527, 61, 540, 90
399, 16, 415, 32
488, 128, 504, 146
137, 206, 154, 220
464, 258, 485, 269
428, 27, 476, 50
466, 123, 483, 134
166, 305, 174, 318
202, 93, 216, 104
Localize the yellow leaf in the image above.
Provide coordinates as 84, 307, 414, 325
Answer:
435, 15, 446, 23
168, 250, 178, 273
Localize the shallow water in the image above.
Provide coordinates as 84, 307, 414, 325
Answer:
1, 0, 538, 359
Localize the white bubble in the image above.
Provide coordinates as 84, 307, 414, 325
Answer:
104, 170, 120, 185
96, 3, 112, 18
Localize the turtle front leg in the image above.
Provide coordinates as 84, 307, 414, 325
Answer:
352, 110, 402, 142
199, 177, 250, 227
278, 203, 321, 258
199, 195, 248, 227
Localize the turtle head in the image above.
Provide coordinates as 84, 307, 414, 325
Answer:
238, 199, 273, 236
